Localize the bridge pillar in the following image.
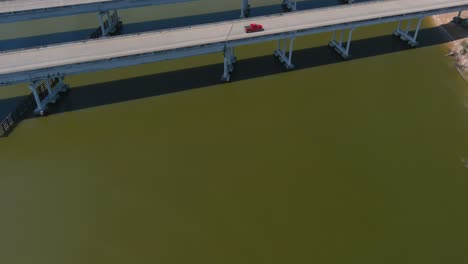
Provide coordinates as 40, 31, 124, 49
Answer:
453, 11, 464, 24
28, 77, 69, 116
92, 10, 123, 38
393, 17, 424, 47
221, 47, 237, 82
282, 0, 297, 11
241, 0, 297, 18
329, 28, 355, 59
274, 37, 295, 70
240, 0, 251, 18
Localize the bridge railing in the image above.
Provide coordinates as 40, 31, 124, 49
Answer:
0, 113, 14, 137
0, 80, 51, 137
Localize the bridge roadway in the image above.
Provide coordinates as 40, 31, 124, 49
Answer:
0, 0, 194, 23
0, 0, 467, 114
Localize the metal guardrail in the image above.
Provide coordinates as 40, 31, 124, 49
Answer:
0, 113, 14, 137
0, 80, 52, 137
0, 97, 34, 137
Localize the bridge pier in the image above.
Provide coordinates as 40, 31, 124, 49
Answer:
241, 0, 296, 18
240, 0, 251, 18
453, 11, 464, 24
329, 28, 355, 59
221, 47, 237, 82
393, 17, 424, 47
274, 37, 295, 70
91, 10, 123, 38
282, 0, 297, 11
28, 77, 69, 116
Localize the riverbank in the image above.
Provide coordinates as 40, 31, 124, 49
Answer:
432, 12, 468, 80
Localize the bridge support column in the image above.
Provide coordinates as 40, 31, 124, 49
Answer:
453, 11, 464, 24
274, 37, 295, 70
241, 0, 297, 18
329, 28, 355, 59
393, 17, 424, 47
221, 47, 237, 82
240, 0, 251, 18
28, 77, 69, 116
282, 0, 297, 11
92, 10, 123, 38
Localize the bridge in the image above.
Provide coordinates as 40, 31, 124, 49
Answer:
0, 0, 195, 38
0, 0, 309, 38
0, 0, 196, 23
0, 0, 336, 22
0, 0, 344, 38
0, 0, 466, 116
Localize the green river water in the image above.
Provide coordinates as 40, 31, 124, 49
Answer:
0, 1, 468, 263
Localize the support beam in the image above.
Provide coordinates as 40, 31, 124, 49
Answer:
221, 47, 237, 82
241, 0, 296, 18
274, 37, 295, 70
453, 11, 464, 24
28, 77, 69, 116
393, 17, 424, 47
91, 10, 123, 38
240, 0, 251, 18
329, 28, 355, 59
282, 0, 297, 11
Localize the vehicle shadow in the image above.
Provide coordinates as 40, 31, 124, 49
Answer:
15, 25, 450, 116
0, 0, 371, 52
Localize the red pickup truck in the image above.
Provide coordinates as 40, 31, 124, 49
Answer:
245, 23, 264, 33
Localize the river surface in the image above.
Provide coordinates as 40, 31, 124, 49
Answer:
1, 1, 468, 263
